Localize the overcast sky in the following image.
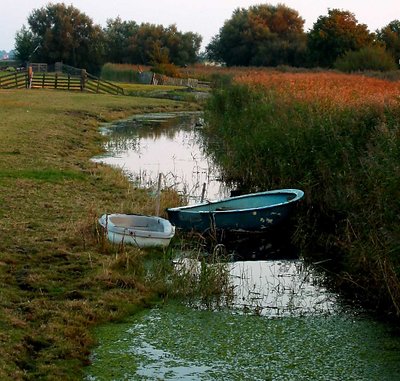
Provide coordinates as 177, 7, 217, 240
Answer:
1, 0, 399, 52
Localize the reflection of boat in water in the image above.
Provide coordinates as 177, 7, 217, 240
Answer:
223, 230, 299, 261
197, 225, 300, 262
98, 214, 175, 248
167, 189, 304, 233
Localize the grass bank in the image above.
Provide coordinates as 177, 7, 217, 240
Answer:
101, 63, 211, 103
0, 88, 206, 379
203, 76, 400, 318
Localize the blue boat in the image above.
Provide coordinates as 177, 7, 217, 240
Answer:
166, 189, 304, 233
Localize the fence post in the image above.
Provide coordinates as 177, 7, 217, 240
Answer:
27, 67, 33, 89
80, 69, 87, 91
55, 72, 58, 89
155, 173, 162, 216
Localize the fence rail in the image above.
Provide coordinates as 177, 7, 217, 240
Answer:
0, 68, 124, 95
0, 71, 28, 89
86, 73, 124, 95
30, 72, 82, 91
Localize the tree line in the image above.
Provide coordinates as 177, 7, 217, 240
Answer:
14, 2, 400, 74
14, 3, 202, 73
207, 4, 400, 71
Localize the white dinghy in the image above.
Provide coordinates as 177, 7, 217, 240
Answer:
98, 214, 175, 248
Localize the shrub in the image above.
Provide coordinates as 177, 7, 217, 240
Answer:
334, 46, 397, 72
151, 63, 181, 78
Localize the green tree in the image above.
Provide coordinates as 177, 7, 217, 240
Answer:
376, 20, 400, 64
308, 9, 374, 67
23, 3, 105, 72
206, 3, 306, 67
127, 23, 164, 64
14, 25, 39, 64
162, 26, 202, 66
126, 23, 201, 66
104, 17, 138, 63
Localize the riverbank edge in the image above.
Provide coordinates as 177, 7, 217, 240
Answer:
0, 89, 202, 379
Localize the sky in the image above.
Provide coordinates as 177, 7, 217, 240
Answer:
1, 0, 399, 52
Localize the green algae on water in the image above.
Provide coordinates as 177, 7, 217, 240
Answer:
86, 302, 400, 381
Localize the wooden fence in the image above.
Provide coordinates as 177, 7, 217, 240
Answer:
0, 71, 27, 89
0, 69, 124, 95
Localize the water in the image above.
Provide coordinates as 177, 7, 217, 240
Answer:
86, 302, 400, 380
87, 112, 400, 380
93, 112, 229, 204
228, 260, 338, 317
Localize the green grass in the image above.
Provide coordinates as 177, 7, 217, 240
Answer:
0, 88, 203, 380
0, 169, 86, 182
120, 82, 184, 92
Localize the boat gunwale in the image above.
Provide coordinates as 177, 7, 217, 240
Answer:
167, 189, 304, 215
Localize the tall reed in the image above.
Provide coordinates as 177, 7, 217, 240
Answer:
100, 63, 150, 83
203, 82, 400, 317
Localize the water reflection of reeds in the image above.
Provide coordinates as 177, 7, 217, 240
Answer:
94, 112, 230, 203
173, 255, 338, 318
229, 260, 338, 317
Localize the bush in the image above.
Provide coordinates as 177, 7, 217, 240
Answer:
334, 46, 397, 72
151, 63, 181, 78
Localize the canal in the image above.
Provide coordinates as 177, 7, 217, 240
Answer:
87, 112, 400, 380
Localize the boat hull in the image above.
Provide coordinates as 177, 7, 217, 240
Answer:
98, 214, 175, 248
167, 189, 304, 233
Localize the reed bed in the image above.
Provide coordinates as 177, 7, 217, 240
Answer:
235, 71, 400, 108
203, 72, 400, 317
100, 63, 152, 83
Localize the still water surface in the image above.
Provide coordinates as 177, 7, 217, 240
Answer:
93, 112, 228, 204
87, 113, 400, 380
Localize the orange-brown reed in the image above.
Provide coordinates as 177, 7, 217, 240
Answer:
235, 71, 400, 108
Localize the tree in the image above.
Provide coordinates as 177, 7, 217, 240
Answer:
125, 23, 202, 66
206, 4, 307, 67
308, 9, 374, 67
127, 23, 164, 64
104, 17, 138, 63
162, 26, 202, 66
14, 25, 39, 64
21, 3, 105, 72
376, 20, 400, 64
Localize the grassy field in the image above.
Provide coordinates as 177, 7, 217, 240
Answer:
0, 88, 202, 379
